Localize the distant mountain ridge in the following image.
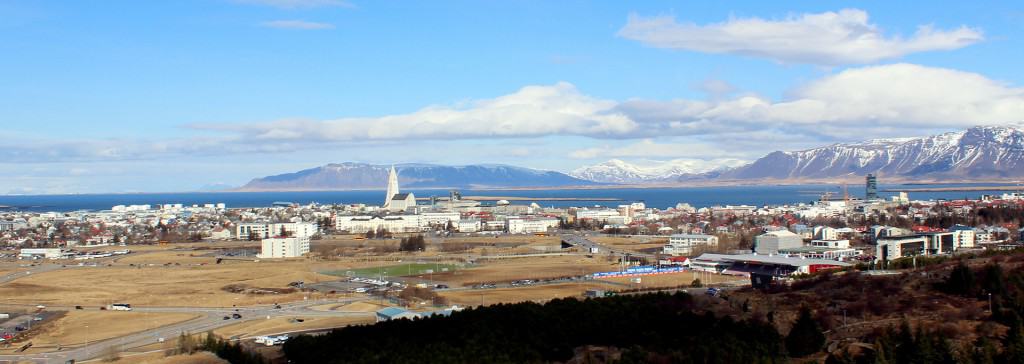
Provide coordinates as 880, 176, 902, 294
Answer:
571, 126, 1024, 183
719, 126, 1024, 180
569, 159, 742, 184
238, 126, 1024, 191
238, 162, 597, 191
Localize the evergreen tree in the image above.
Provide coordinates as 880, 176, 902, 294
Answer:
786, 307, 825, 357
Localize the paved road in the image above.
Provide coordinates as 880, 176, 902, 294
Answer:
0, 298, 373, 364
560, 233, 656, 259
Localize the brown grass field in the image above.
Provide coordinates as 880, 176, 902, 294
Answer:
599, 271, 747, 288
1, 311, 199, 354
309, 301, 388, 312
0, 260, 340, 307
440, 282, 612, 306
428, 256, 617, 286
128, 351, 227, 364
591, 236, 667, 251
213, 315, 374, 339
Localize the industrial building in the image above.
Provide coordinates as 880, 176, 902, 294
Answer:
753, 230, 804, 255
692, 253, 851, 277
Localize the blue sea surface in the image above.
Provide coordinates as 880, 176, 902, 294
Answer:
0, 183, 1016, 212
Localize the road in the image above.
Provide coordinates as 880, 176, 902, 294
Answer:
0, 298, 373, 364
560, 233, 656, 259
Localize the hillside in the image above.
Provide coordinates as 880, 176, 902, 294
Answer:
570, 126, 1024, 183
237, 163, 597, 191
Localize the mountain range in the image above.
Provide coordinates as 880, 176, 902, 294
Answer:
237, 163, 597, 191
236, 126, 1024, 190
574, 126, 1024, 183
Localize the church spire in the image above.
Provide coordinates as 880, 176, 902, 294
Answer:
383, 165, 399, 208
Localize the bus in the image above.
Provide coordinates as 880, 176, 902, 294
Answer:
110, 303, 132, 311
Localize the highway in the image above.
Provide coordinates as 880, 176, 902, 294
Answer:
0, 298, 374, 364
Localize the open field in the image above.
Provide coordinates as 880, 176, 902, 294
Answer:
213, 315, 375, 339
0, 311, 199, 354
428, 255, 616, 286
440, 282, 611, 306
309, 301, 388, 313
126, 351, 227, 364
591, 236, 666, 251
599, 271, 746, 288
0, 261, 338, 307
325, 262, 463, 278
115, 250, 224, 266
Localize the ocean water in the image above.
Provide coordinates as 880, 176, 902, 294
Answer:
0, 183, 1016, 212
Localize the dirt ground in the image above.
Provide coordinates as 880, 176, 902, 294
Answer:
429, 256, 617, 286
127, 351, 227, 364
0, 260, 339, 307
213, 315, 375, 339
591, 236, 668, 252
440, 282, 613, 306
600, 272, 747, 288
309, 301, 388, 312
0, 311, 199, 354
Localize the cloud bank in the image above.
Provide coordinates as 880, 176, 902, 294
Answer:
618, 9, 983, 65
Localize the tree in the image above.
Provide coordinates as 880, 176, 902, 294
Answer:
365, 229, 376, 239
944, 260, 976, 296
690, 278, 703, 288
400, 235, 426, 252
786, 307, 825, 357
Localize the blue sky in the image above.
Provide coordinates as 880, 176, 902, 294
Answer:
2, 0, 1023, 193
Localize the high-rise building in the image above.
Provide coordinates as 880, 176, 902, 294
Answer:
865, 174, 878, 200
383, 165, 399, 208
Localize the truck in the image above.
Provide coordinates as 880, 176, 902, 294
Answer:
109, 303, 132, 311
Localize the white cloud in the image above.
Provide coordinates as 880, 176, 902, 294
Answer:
190, 82, 638, 141
261, 20, 335, 30
618, 9, 983, 65
233, 0, 353, 9
692, 63, 1024, 135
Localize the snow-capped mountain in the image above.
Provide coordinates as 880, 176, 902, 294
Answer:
238, 162, 596, 191
570, 159, 745, 183
722, 126, 1024, 180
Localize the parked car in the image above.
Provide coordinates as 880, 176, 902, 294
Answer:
705, 287, 721, 297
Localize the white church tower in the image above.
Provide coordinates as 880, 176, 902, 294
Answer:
383, 165, 399, 208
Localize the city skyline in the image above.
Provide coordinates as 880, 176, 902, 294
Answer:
3, 1, 1024, 193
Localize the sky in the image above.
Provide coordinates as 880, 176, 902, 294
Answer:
2, 0, 1023, 194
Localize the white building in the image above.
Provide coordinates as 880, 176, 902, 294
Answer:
507, 218, 559, 234
663, 234, 719, 256
19, 248, 63, 259
387, 193, 417, 212
259, 236, 310, 258
419, 212, 460, 228
457, 219, 481, 233
950, 225, 976, 248
876, 235, 929, 261
335, 215, 422, 233
753, 230, 803, 255
810, 239, 850, 249
237, 222, 317, 240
